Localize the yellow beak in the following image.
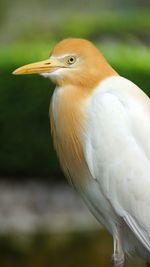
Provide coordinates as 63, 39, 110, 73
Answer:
13, 58, 63, 75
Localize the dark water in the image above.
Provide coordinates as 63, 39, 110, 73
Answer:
0, 230, 145, 267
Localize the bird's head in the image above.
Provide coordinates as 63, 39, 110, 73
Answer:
13, 38, 116, 88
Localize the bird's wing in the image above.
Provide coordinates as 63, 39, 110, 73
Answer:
84, 76, 150, 251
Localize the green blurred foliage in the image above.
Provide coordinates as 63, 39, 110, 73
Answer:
0, 230, 145, 267
0, 69, 59, 178
5, 11, 150, 44
0, 11, 150, 179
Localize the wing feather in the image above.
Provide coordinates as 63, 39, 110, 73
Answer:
84, 76, 150, 250
124, 213, 150, 252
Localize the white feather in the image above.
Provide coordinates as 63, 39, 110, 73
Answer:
40, 68, 65, 79
83, 76, 150, 256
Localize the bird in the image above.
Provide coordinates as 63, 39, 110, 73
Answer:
13, 38, 150, 267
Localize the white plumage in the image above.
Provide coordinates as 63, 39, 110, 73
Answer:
13, 38, 150, 266
84, 76, 150, 261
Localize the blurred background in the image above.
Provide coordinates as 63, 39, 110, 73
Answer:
0, 0, 150, 266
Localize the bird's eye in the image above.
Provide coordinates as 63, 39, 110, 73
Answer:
67, 56, 76, 65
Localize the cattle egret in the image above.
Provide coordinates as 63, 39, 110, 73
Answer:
13, 38, 150, 267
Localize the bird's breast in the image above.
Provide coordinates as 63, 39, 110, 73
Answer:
50, 85, 91, 187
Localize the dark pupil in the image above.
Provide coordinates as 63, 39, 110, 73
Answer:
70, 57, 74, 62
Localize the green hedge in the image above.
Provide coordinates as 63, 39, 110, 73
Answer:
16, 11, 150, 43
0, 43, 149, 179
0, 69, 58, 178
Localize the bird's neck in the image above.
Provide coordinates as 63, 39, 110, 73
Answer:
50, 85, 90, 187
50, 71, 118, 186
